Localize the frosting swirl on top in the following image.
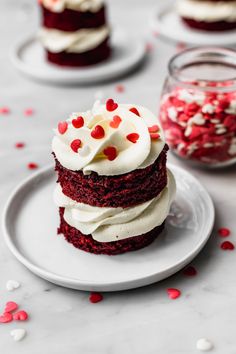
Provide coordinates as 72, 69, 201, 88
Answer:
40, 0, 104, 13
52, 100, 166, 176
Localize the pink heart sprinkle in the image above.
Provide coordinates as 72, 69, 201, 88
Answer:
0, 312, 13, 323
58, 121, 68, 135
13, 311, 28, 321
0, 107, 10, 114
24, 108, 34, 116
167, 288, 181, 300
5, 301, 18, 313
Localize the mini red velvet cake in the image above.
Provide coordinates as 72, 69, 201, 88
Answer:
52, 100, 176, 255
177, 0, 236, 31
38, 0, 111, 66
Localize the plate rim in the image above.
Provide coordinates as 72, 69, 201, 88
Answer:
10, 32, 146, 85
2, 163, 215, 291
150, 2, 236, 46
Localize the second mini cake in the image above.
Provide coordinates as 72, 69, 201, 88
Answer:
39, 0, 111, 66
177, 0, 236, 32
52, 100, 176, 255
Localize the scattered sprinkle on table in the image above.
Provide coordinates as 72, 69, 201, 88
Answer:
167, 288, 181, 300
27, 163, 39, 170
218, 228, 231, 237
89, 292, 103, 304
183, 266, 197, 276
220, 241, 235, 250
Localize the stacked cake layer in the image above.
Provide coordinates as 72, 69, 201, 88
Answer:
52, 100, 176, 255
177, 0, 236, 31
39, 0, 110, 66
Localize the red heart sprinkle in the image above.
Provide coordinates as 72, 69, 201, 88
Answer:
72, 116, 84, 129
0, 312, 13, 323
167, 288, 181, 300
89, 292, 103, 304
218, 228, 230, 237
103, 146, 118, 161
183, 266, 197, 276
0, 107, 10, 114
28, 163, 38, 170
150, 133, 160, 139
126, 133, 140, 144
15, 142, 25, 149
5, 301, 18, 313
24, 108, 34, 116
115, 85, 125, 93
70, 139, 82, 153
148, 125, 159, 133
91, 125, 105, 139
13, 311, 28, 321
106, 99, 118, 112
58, 121, 68, 135
110, 115, 122, 129
220, 241, 235, 250
129, 107, 140, 116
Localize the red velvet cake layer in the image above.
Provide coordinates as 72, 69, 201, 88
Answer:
41, 5, 106, 32
47, 38, 110, 67
58, 207, 165, 255
54, 145, 168, 208
182, 18, 236, 31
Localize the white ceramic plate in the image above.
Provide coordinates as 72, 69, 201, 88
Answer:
2, 164, 214, 292
150, 2, 236, 46
10, 31, 146, 85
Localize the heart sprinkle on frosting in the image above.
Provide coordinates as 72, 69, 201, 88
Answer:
109, 115, 122, 129
70, 139, 82, 153
150, 133, 160, 140
167, 288, 181, 299
13, 311, 28, 321
58, 121, 68, 135
103, 146, 118, 161
148, 125, 159, 133
91, 125, 105, 139
106, 99, 118, 112
126, 133, 140, 144
129, 107, 140, 116
89, 292, 103, 303
72, 116, 84, 129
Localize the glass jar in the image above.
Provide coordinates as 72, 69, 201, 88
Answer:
159, 47, 236, 167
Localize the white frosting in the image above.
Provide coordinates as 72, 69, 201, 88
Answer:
54, 170, 176, 242
177, 0, 236, 22
39, 26, 109, 53
40, 0, 104, 13
52, 101, 166, 176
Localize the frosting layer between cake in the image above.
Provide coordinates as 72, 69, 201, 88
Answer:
52, 102, 166, 176
177, 0, 236, 22
40, 0, 104, 13
39, 26, 109, 53
54, 170, 176, 242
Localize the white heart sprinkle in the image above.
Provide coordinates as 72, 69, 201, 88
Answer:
10, 329, 26, 342
196, 338, 213, 351
6, 280, 20, 292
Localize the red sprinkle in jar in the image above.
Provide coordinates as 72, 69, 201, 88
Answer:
159, 47, 236, 167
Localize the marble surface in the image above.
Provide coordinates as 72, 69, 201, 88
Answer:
0, 0, 236, 353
